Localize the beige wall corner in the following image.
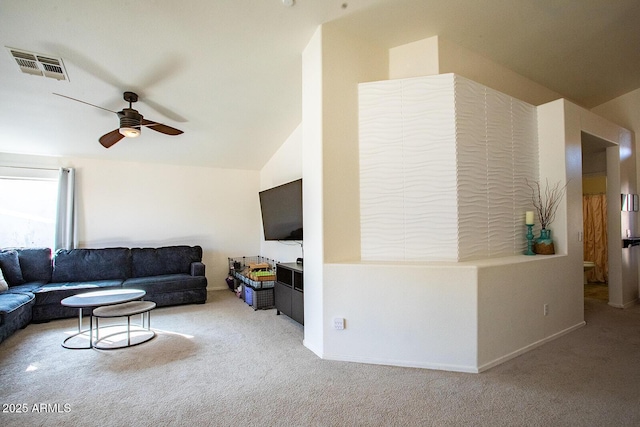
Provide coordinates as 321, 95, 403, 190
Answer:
389, 36, 440, 79
388, 35, 564, 106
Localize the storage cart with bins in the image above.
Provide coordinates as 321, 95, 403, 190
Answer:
227, 256, 276, 310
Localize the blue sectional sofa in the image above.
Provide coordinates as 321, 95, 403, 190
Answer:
0, 245, 207, 344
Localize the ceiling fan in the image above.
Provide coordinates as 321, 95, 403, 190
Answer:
54, 91, 183, 148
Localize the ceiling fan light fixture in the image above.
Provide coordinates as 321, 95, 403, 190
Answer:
119, 127, 141, 138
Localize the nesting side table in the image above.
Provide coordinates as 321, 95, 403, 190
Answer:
92, 300, 156, 349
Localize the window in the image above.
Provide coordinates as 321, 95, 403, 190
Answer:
0, 168, 58, 249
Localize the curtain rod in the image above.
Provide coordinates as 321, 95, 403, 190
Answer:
0, 165, 60, 171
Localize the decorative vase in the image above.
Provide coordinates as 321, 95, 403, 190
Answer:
534, 228, 555, 255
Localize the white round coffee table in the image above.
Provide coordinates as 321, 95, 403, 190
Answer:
61, 289, 146, 349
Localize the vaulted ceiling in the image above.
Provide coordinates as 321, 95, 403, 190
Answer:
1, 0, 638, 169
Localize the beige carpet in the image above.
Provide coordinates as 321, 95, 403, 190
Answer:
1, 290, 640, 426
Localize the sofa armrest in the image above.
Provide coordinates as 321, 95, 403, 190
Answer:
191, 262, 205, 277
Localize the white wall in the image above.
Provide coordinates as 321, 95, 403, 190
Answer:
301, 26, 325, 356
321, 24, 389, 263
592, 88, 640, 305
324, 254, 587, 373
476, 255, 583, 370
302, 23, 388, 357
0, 152, 261, 290
259, 124, 303, 264
324, 262, 479, 372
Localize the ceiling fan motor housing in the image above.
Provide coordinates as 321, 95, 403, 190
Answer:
118, 108, 142, 130
118, 108, 142, 138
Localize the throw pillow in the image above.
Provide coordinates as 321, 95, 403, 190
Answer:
0, 250, 25, 286
0, 268, 8, 292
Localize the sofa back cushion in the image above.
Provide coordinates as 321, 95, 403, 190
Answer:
0, 250, 24, 286
17, 247, 52, 283
52, 248, 131, 283
0, 268, 8, 292
131, 246, 202, 278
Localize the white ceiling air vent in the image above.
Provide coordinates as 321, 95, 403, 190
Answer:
6, 47, 69, 81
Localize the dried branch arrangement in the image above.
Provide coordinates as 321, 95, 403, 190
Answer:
526, 179, 567, 229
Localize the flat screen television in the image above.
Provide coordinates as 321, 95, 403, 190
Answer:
259, 179, 303, 241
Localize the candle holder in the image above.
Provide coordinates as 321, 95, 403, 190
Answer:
524, 224, 536, 255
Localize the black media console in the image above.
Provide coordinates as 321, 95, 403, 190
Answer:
274, 262, 303, 325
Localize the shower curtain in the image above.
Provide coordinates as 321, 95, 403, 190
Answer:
583, 194, 608, 283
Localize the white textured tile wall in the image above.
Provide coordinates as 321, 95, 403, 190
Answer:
455, 76, 489, 261
360, 75, 458, 261
359, 74, 538, 262
359, 79, 406, 260
511, 99, 539, 255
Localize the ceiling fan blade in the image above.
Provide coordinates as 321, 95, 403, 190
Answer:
99, 129, 125, 148
53, 93, 117, 114
142, 98, 188, 123
141, 119, 183, 136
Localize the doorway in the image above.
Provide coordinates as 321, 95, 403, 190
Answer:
581, 132, 615, 303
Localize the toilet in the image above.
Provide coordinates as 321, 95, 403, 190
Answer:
583, 261, 596, 284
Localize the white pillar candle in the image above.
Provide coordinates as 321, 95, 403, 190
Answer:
525, 211, 534, 225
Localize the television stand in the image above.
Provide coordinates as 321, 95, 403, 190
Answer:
274, 263, 303, 324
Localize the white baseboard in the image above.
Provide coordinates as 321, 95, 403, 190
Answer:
477, 321, 586, 373
302, 339, 322, 360
312, 349, 479, 374
609, 298, 638, 309
304, 322, 587, 374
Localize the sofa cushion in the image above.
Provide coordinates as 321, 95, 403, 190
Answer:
34, 280, 124, 306
0, 293, 34, 340
5, 282, 44, 294
0, 250, 25, 286
17, 248, 52, 283
52, 248, 131, 282
124, 274, 207, 293
0, 292, 35, 316
131, 246, 202, 278
142, 288, 206, 308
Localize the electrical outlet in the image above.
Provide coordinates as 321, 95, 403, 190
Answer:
333, 317, 345, 330
544, 304, 549, 316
